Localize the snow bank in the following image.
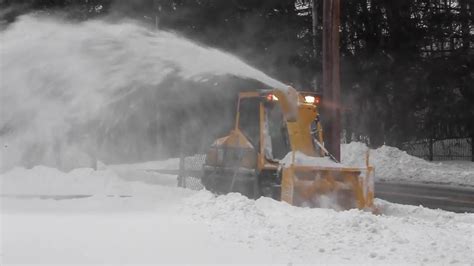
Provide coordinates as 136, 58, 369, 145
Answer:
184, 191, 474, 264
342, 142, 474, 186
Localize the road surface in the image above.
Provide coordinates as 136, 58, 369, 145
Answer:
375, 181, 474, 213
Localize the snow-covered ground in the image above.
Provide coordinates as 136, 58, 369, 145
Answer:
1, 164, 473, 264
342, 142, 474, 187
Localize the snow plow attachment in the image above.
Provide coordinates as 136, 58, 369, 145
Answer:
281, 163, 374, 210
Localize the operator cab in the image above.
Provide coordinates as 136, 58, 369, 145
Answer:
236, 91, 290, 162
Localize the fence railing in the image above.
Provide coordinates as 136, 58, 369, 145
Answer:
177, 154, 206, 190
401, 137, 473, 161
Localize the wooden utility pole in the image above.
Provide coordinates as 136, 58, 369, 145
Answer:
311, 0, 318, 91
322, 0, 341, 161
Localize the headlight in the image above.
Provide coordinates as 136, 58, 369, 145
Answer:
304, 95, 320, 104
304, 95, 315, 103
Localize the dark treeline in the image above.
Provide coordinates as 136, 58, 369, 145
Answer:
1, 0, 473, 150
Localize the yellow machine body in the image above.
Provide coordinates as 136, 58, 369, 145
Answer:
202, 87, 374, 210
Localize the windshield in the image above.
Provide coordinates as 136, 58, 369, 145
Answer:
264, 103, 290, 160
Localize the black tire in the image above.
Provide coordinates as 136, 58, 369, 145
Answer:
202, 170, 259, 199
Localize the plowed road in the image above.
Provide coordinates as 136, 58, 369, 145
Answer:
375, 182, 474, 213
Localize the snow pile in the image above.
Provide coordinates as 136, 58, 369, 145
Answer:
185, 191, 474, 264
342, 142, 474, 186
281, 151, 344, 168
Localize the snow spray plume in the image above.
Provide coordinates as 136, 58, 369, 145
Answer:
0, 15, 287, 171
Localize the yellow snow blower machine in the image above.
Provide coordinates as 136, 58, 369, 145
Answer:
201, 87, 374, 210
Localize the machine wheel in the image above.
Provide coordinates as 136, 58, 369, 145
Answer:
202, 170, 259, 199
258, 171, 281, 200
251, 176, 261, 199
201, 171, 225, 195
259, 178, 274, 198
229, 173, 260, 199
